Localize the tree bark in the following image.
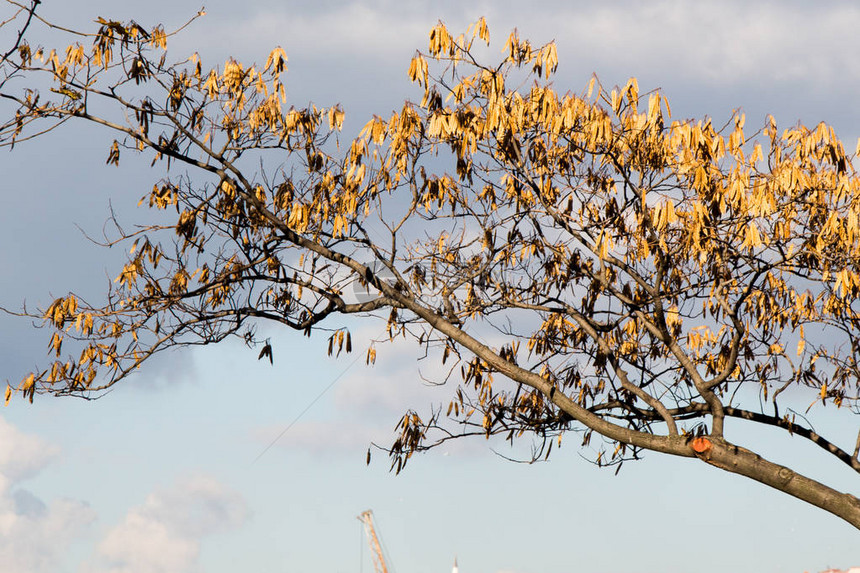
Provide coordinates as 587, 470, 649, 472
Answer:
695, 437, 860, 529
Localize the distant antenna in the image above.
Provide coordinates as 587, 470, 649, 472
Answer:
357, 510, 389, 573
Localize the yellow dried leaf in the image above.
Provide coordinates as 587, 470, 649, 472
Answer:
796, 326, 805, 356
264, 46, 288, 75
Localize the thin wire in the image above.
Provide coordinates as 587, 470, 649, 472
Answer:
250, 353, 362, 465
359, 519, 364, 573
374, 512, 396, 573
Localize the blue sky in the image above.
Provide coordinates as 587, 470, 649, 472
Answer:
1, 1, 859, 572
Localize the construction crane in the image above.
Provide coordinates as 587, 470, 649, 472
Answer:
357, 510, 389, 573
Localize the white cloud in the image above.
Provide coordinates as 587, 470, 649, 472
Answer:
469, 1, 860, 90
0, 495, 96, 573
0, 416, 60, 485
233, 3, 430, 63
326, 321, 517, 416
84, 475, 249, 573
703, 5, 853, 84
251, 330, 511, 459
0, 416, 96, 573
254, 410, 493, 461
180, 0, 860, 93
255, 419, 392, 457
334, 358, 449, 418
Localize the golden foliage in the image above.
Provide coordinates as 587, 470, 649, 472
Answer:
2, 9, 860, 523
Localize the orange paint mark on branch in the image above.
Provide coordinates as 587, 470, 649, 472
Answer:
691, 437, 712, 454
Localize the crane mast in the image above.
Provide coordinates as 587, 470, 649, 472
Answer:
358, 510, 389, 573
